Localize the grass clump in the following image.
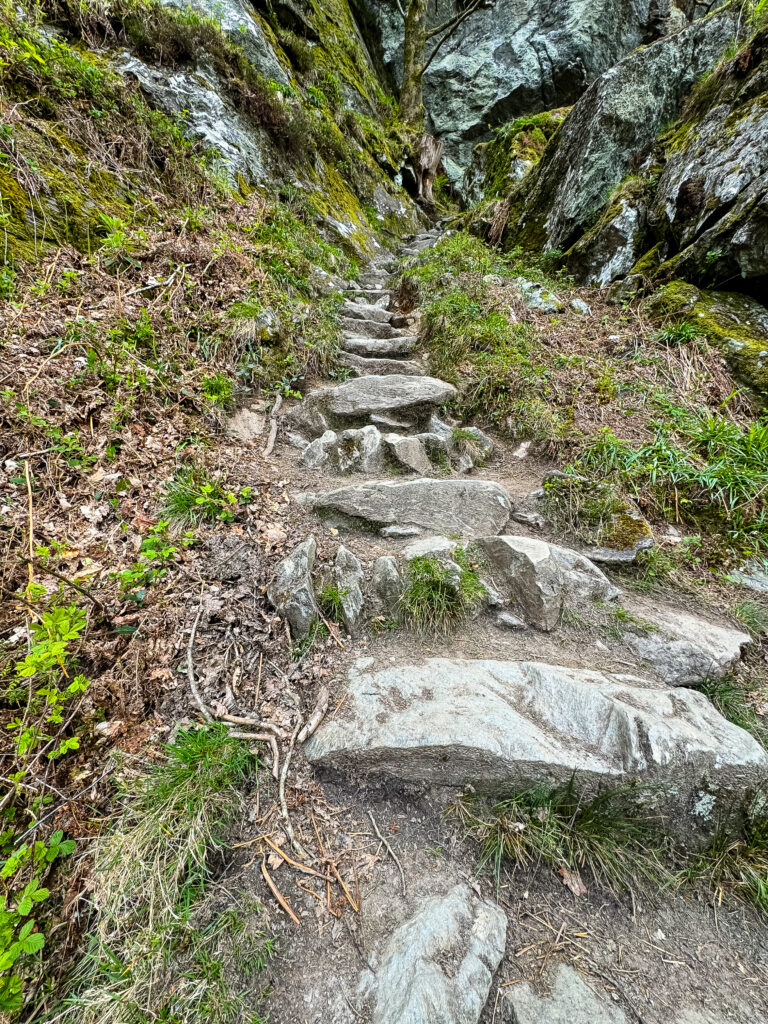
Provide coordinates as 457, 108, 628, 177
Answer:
699, 676, 768, 749
399, 549, 485, 634
161, 464, 248, 526
317, 584, 348, 623
734, 599, 768, 637
654, 321, 701, 346
680, 798, 768, 912
61, 726, 272, 1024
452, 780, 669, 894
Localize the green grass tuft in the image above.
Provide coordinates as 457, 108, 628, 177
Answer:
61, 726, 271, 1024
452, 780, 670, 895
398, 549, 485, 634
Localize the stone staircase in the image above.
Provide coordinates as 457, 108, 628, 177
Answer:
268, 228, 768, 1024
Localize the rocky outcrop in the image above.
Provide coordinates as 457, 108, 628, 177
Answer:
161, 0, 288, 84
305, 658, 768, 829
359, 885, 507, 1024
503, 4, 740, 253
361, 0, 688, 186
314, 479, 513, 536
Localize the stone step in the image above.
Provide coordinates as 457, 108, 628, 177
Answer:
342, 301, 393, 324
287, 374, 456, 436
346, 288, 391, 302
342, 336, 417, 357
313, 478, 513, 536
340, 351, 425, 377
305, 657, 768, 838
340, 317, 410, 340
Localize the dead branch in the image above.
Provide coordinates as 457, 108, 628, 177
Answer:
279, 721, 311, 862
297, 686, 329, 743
369, 810, 406, 896
186, 603, 213, 723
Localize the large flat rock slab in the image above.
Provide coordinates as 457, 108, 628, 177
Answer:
314, 479, 513, 536
360, 884, 506, 1024
305, 659, 768, 826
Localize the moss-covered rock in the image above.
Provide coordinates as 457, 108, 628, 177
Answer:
644, 281, 768, 396
483, 108, 570, 200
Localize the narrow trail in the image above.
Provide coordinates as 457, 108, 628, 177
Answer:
257, 230, 768, 1024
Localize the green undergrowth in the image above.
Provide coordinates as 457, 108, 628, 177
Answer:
399, 549, 486, 634
60, 726, 272, 1024
454, 780, 768, 916
573, 411, 768, 559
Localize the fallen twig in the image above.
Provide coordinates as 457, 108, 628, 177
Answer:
297, 686, 329, 743
187, 603, 213, 723
261, 393, 283, 458
279, 721, 311, 861
226, 731, 280, 779
261, 856, 300, 927
369, 810, 406, 896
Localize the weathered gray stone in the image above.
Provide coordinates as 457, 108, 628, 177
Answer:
160, 0, 287, 84
506, 6, 739, 251
497, 611, 527, 630
315, 479, 513, 537
305, 658, 768, 823
300, 426, 383, 474
340, 317, 408, 340
570, 297, 592, 315
292, 376, 455, 436
586, 503, 655, 563
267, 536, 318, 639
478, 536, 619, 631
360, 884, 507, 1024
513, 277, 563, 313
626, 606, 751, 685
505, 963, 627, 1024
339, 351, 425, 377
363, 0, 687, 186
118, 56, 272, 184
333, 546, 365, 634
342, 301, 393, 323
372, 555, 403, 616
402, 536, 459, 562
383, 433, 433, 475
342, 336, 418, 357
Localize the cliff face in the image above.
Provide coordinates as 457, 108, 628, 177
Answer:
359, 0, 693, 186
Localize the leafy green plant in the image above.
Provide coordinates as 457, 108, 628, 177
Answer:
161, 465, 248, 526
97, 214, 146, 272
200, 371, 235, 407
399, 549, 485, 633
654, 321, 700, 345
0, 831, 76, 1015
7, 603, 90, 762
114, 520, 194, 599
